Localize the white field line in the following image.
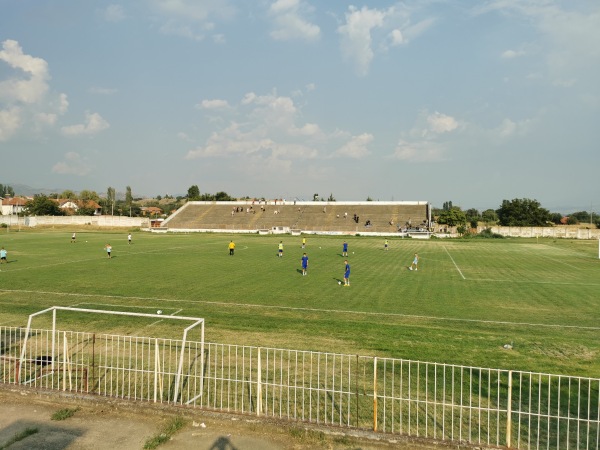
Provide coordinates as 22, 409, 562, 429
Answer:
443, 246, 466, 280
3, 288, 600, 331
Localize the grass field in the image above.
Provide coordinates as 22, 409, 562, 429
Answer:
0, 229, 598, 378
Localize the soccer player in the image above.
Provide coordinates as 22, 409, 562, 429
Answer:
384, 239, 389, 251
278, 241, 284, 257
301, 253, 308, 276
229, 240, 235, 256
71, 232, 76, 243
0, 247, 7, 264
343, 260, 350, 286
342, 241, 348, 257
409, 253, 418, 271
105, 244, 112, 259
302, 237, 306, 249
128, 233, 132, 245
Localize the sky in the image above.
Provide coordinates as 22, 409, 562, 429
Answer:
1, 0, 599, 212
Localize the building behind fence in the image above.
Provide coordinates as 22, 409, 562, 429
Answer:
1, 326, 598, 449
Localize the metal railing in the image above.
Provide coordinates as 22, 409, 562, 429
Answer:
1, 326, 598, 449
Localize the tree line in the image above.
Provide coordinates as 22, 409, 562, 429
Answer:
434, 198, 599, 231
2, 181, 597, 228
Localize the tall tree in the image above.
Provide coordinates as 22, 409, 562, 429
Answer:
125, 186, 133, 213
107, 187, 116, 215
496, 198, 550, 226
0, 184, 15, 197
187, 185, 200, 200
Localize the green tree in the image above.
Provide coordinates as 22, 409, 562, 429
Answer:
75, 206, 97, 216
437, 207, 467, 227
214, 191, 234, 201
187, 185, 200, 200
79, 190, 100, 202
125, 186, 133, 210
566, 216, 579, 225
313, 193, 319, 201
549, 212, 563, 225
106, 187, 116, 215
0, 184, 15, 197
24, 195, 65, 216
570, 211, 591, 223
442, 201, 453, 211
327, 193, 336, 201
60, 189, 76, 200
496, 198, 550, 226
481, 209, 498, 223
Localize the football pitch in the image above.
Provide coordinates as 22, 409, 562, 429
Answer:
0, 229, 598, 378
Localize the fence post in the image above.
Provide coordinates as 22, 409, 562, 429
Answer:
506, 370, 513, 448
373, 356, 378, 432
154, 338, 159, 403
256, 348, 262, 416
355, 355, 359, 428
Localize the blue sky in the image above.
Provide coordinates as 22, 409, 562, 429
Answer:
1, 0, 598, 212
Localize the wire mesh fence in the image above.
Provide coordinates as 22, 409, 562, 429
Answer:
1, 326, 598, 449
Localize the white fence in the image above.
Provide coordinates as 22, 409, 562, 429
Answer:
1, 326, 598, 449
0, 215, 149, 228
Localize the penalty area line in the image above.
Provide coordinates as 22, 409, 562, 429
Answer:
3, 288, 600, 332
444, 246, 466, 280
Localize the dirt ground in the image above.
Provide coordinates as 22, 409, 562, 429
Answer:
0, 385, 465, 450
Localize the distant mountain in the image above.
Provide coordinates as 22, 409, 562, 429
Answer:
5, 183, 63, 197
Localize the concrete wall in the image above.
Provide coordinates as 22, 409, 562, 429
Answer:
479, 225, 600, 240
0, 215, 149, 228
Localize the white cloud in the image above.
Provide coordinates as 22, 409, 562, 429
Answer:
390, 29, 404, 46
58, 93, 69, 114
197, 99, 230, 110
52, 152, 91, 176
338, 6, 386, 77
151, 0, 236, 40
0, 40, 49, 104
333, 133, 373, 159
501, 49, 525, 59
493, 117, 533, 138
185, 89, 373, 173
391, 140, 445, 163
0, 40, 71, 140
427, 112, 459, 134
478, 1, 600, 81
103, 4, 125, 22
268, 0, 320, 42
34, 112, 58, 126
89, 87, 117, 95
0, 108, 21, 141
61, 112, 110, 136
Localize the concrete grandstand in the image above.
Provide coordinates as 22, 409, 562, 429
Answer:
160, 201, 431, 236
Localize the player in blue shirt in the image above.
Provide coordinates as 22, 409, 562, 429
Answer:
343, 260, 350, 286
342, 241, 348, 257
301, 253, 308, 276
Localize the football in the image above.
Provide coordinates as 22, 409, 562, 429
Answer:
338, 281, 341, 285
157, 310, 163, 315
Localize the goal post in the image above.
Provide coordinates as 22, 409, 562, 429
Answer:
18, 306, 205, 403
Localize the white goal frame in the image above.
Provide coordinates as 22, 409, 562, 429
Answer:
18, 306, 204, 403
